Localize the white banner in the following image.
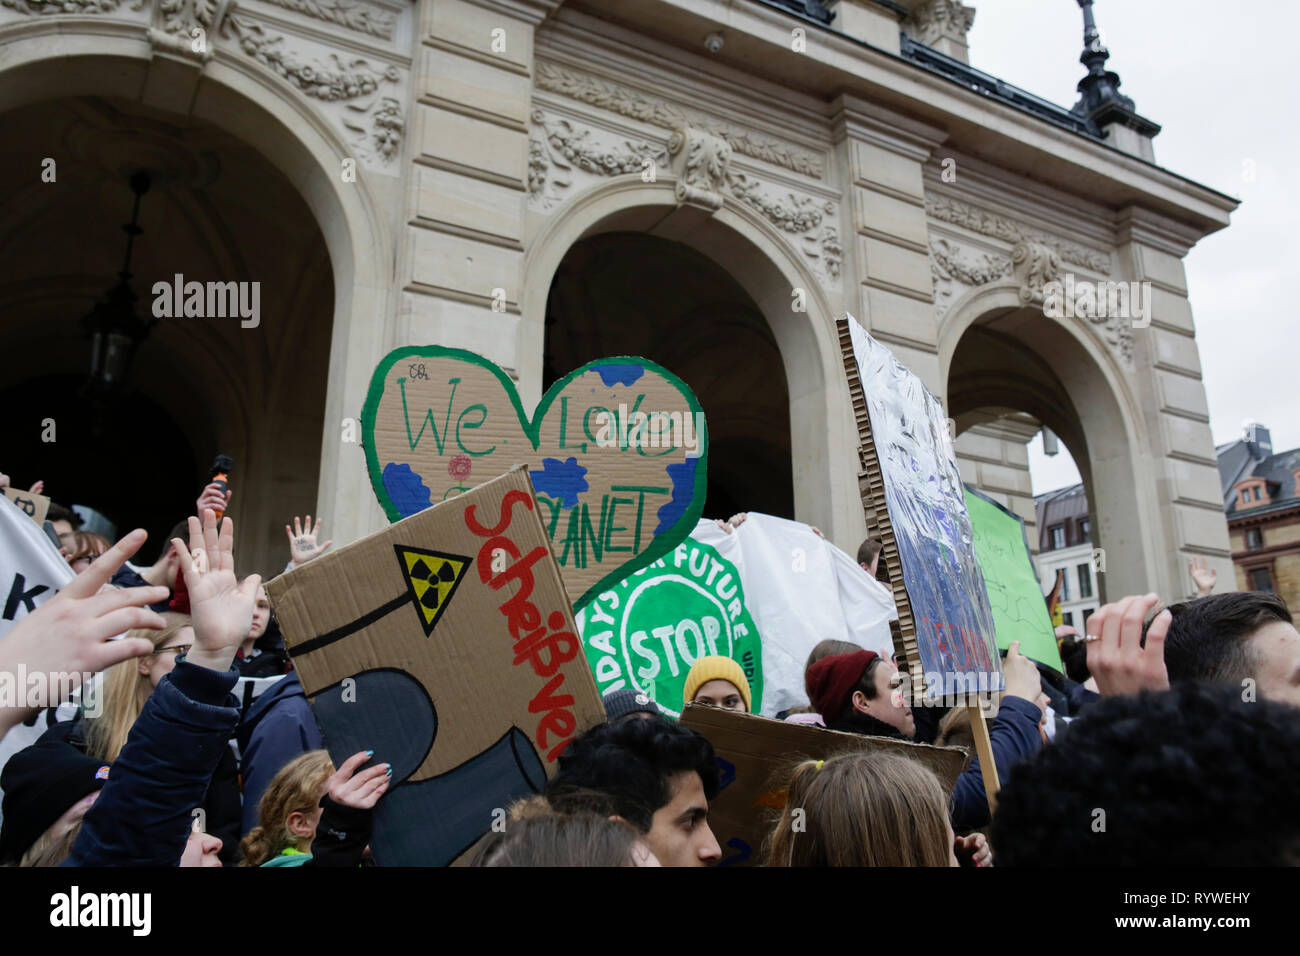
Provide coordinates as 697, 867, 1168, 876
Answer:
692, 513, 896, 716
0, 496, 78, 826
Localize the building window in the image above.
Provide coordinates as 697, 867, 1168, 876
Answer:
1077, 562, 1093, 599
1246, 528, 1263, 551
1062, 611, 1074, 627
1249, 567, 1273, 592
1080, 518, 1090, 540
1082, 608, 1094, 630
1049, 525, 1065, 550
1254, 486, 1262, 501
1060, 569, 1071, 601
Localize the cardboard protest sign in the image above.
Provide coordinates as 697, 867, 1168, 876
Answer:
266, 467, 605, 866
2, 487, 50, 525
681, 704, 968, 867
576, 534, 763, 718
837, 316, 1001, 704
964, 486, 1064, 672
692, 514, 897, 716
361, 347, 707, 610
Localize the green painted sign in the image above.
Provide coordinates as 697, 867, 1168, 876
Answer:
576, 536, 763, 718
964, 486, 1063, 672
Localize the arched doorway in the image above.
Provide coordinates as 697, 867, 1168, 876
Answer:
544, 232, 793, 519
0, 94, 333, 574
521, 184, 865, 547
945, 296, 1157, 599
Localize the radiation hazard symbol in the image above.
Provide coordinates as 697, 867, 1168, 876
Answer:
396, 545, 471, 636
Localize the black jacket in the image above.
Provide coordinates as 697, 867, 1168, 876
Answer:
237, 673, 323, 835
37, 708, 241, 864
65, 662, 241, 866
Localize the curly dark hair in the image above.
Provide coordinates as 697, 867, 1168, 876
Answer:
1158, 591, 1292, 685
991, 682, 1300, 866
544, 717, 719, 833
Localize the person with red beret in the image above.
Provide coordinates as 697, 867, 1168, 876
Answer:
806, 644, 1044, 831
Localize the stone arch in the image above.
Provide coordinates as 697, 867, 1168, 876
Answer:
521, 178, 862, 540
0, 28, 394, 555
940, 281, 1168, 597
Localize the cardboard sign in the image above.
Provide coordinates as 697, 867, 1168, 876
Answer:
361, 347, 708, 610
681, 704, 968, 867
964, 486, 1064, 672
2, 487, 50, 525
838, 316, 1001, 704
576, 535, 763, 718
266, 467, 605, 866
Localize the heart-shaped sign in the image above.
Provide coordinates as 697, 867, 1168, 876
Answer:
361, 346, 708, 609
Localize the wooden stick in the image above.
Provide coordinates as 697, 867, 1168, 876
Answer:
967, 703, 1000, 817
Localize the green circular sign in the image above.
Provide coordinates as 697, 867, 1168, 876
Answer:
578, 537, 763, 718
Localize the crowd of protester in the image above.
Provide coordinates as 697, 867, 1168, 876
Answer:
0, 469, 1297, 867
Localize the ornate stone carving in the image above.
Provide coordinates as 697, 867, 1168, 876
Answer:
528, 110, 667, 210
669, 126, 731, 211
535, 60, 824, 179
148, 0, 229, 62
527, 112, 839, 288
925, 195, 1111, 274
727, 171, 826, 232
1011, 240, 1061, 304
929, 237, 1012, 316
369, 95, 402, 160
1087, 311, 1135, 366
257, 0, 395, 40
1, 0, 140, 13
223, 14, 398, 99
905, 0, 976, 47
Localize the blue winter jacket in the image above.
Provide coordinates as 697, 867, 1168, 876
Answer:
237, 673, 323, 835
65, 661, 240, 866
949, 694, 1043, 831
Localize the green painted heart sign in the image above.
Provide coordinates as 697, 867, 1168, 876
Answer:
361, 346, 708, 609
576, 536, 763, 718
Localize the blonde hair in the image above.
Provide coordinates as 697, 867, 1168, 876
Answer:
84, 612, 192, 762
766, 751, 952, 867
19, 819, 84, 867
240, 750, 334, 866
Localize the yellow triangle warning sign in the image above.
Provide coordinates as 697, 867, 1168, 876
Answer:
395, 545, 471, 636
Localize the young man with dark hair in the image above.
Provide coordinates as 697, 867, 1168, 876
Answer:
1158, 591, 1300, 706
544, 717, 722, 867
857, 536, 884, 577
992, 682, 1300, 866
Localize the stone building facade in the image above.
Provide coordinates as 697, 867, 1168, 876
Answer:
0, 0, 1238, 602
1218, 426, 1300, 613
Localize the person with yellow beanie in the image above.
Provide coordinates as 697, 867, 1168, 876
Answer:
682, 656, 751, 713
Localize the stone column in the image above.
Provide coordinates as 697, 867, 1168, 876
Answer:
401, 0, 561, 372
1117, 206, 1233, 598
954, 415, 1041, 548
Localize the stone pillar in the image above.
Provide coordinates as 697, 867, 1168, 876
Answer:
402, 0, 561, 374
831, 94, 948, 395
954, 415, 1040, 549
1117, 206, 1233, 598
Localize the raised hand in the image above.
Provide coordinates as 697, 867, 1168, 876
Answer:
0, 528, 166, 734
286, 515, 333, 567
326, 751, 392, 810
1085, 593, 1171, 696
1002, 640, 1043, 705
27, 479, 44, 495
196, 481, 231, 519
172, 510, 261, 673
954, 832, 992, 867
1188, 556, 1217, 597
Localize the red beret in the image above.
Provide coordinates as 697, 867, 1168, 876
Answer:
807, 650, 878, 723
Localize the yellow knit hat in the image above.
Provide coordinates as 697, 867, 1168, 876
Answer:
683, 656, 752, 712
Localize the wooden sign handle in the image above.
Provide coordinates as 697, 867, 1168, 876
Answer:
967, 704, 999, 817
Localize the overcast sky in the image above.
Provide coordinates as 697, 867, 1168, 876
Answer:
964, 0, 1297, 495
